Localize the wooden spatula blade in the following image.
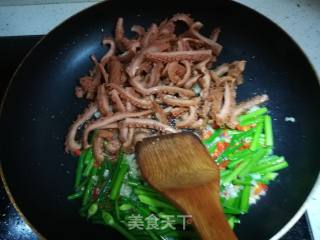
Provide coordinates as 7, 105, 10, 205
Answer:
137, 132, 219, 189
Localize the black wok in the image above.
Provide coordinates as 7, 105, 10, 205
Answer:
0, 1, 319, 239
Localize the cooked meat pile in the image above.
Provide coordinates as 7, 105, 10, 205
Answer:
65, 13, 268, 163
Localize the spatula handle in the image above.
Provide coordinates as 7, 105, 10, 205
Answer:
165, 183, 237, 240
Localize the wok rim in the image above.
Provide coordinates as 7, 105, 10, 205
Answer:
0, 0, 319, 239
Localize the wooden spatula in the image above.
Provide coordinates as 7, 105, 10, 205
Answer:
136, 132, 237, 240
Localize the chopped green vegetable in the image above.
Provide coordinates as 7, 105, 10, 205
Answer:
148, 206, 160, 213
229, 149, 251, 161
134, 184, 158, 193
239, 115, 264, 127
240, 185, 251, 213
238, 148, 269, 178
250, 121, 264, 151
223, 207, 242, 215
88, 203, 98, 218
115, 199, 120, 220
138, 195, 177, 210
249, 156, 286, 173
134, 188, 164, 199
74, 148, 89, 189
232, 177, 252, 186
238, 107, 268, 123
222, 160, 251, 185
254, 161, 288, 174
83, 150, 94, 177
119, 203, 133, 211
260, 172, 279, 184
227, 158, 245, 170
82, 167, 98, 206
124, 197, 152, 217
231, 127, 256, 143
84, 147, 93, 165
67, 191, 84, 200
110, 151, 125, 185
264, 115, 274, 147
110, 162, 129, 200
